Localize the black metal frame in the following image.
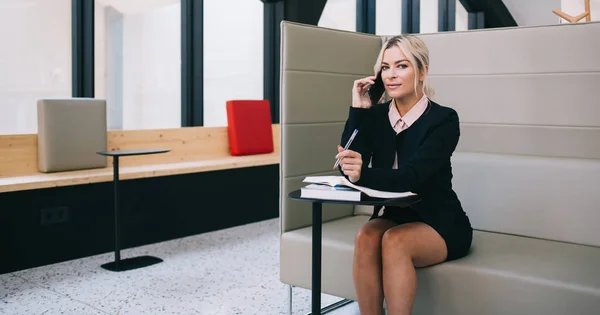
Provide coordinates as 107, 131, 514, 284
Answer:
356, 0, 376, 34
181, 0, 204, 126
312, 202, 322, 314
438, 0, 456, 32
72, 0, 95, 98
459, 0, 516, 29
263, 1, 284, 124
468, 12, 485, 29
285, 0, 327, 25
402, 0, 420, 34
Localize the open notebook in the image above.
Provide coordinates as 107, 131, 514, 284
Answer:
301, 176, 415, 201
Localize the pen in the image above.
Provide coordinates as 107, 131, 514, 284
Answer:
333, 129, 359, 169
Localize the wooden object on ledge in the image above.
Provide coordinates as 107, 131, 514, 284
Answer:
553, 0, 591, 23
0, 124, 280, 193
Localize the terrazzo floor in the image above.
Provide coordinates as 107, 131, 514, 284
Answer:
0, 218, 362, 315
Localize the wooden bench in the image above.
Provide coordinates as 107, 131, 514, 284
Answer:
0, 125, 280, 193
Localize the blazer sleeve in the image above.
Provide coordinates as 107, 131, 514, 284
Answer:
355, 110, 460, 192
338, 106, 374, 180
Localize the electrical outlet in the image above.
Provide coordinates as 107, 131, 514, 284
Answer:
40, 207, 70, 225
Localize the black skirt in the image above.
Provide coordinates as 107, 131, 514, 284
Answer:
371, 206, 472, 262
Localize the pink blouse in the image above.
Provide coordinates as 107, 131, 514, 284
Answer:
388, 94, 429, 169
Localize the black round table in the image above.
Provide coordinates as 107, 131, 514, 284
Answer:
97, 148, 170, 272
287, 189, 421, 315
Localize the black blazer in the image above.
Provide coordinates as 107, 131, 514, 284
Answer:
339, 99, 469, 237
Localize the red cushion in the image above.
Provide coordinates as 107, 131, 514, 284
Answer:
226, 100, 274, 156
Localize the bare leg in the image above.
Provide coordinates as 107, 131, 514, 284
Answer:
381, 222, 448, 315
353, 218, 398, 315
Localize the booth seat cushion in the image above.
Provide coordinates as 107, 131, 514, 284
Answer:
280, 215, 366, 300
414, 231, 600, 315
280, 215, 600, 315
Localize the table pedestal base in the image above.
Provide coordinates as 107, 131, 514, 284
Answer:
101, 256, 163, 272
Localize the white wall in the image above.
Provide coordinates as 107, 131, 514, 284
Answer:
203, 0, 263, 127
560, 0, 600, 23
501, 0, 599, 26
0, 0, 71, 134
502, 0, 561, 26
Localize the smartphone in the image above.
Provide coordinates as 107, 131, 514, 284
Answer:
368, 70, 385, 105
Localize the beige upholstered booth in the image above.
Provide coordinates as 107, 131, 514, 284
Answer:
279, 21, 600, 314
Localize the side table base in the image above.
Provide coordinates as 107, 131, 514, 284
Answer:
101, 256, 163, 272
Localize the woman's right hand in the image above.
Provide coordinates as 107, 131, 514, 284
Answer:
336, 145, 363, 183
352, 75, 377, 108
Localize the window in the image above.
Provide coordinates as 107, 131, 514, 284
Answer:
456, 0, 468, 31
420, 0, 439, 33
0, 0, 71, 134
376, 0, 403, 35
95, 0, 181, 130
318, 0, 356, 32
203, 0, 263, 127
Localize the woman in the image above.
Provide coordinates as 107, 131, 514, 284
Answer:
335, 35, 473, 315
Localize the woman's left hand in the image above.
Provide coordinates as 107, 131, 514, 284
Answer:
336, 145, 362, 183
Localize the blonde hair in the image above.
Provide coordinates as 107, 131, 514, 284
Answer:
374, 35, 435, 99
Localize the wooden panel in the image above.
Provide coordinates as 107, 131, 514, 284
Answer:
0, 134, 39, 177
107, 124, 280, 167
0, 153, 279, 193
0, 125, 280, 191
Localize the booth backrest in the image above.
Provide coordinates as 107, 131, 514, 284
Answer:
279, 22, 381, 232
412, 22, 600, 247
280, 20, 600, 248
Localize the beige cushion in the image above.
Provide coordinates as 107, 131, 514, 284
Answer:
452, 152, 600, 247
279, 21, 382, 232
37, 98, 107, 173
280, 215, 600, 315
280, 215, 366, 299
